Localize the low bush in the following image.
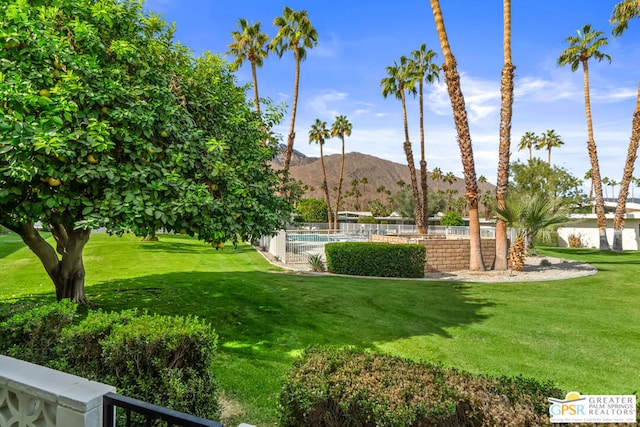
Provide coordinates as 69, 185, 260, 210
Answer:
279, 347, 564, 427
325, 242, 425, 278
51, 308, 140, 379
101, 313, 220, 420
1, 303, 220, 421
0, 300, 77, 365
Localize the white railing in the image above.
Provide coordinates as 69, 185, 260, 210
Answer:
258, 224, 514, 267
0, 355, 115, 427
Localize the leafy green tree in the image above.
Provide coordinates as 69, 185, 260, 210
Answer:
295, 198, 328, 223
558, 24, 611, 250
0, 0, 289, 303
270, 7, 318, 175
226, 18, 270, 115
510, 159, 586, 207
440, 211, 464, 226
366, 199, 391, 217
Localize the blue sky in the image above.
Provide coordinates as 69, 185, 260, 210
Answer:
145, 0, 639, 190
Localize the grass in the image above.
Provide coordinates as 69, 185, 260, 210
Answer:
1, 232, 639, 426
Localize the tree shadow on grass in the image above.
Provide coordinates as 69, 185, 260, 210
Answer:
137, 239, 256, 255
0, 234, 29, 259
86, 271, 495, 362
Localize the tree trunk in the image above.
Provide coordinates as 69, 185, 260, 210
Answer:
430, 0, 485, 270
582, 59, 610, 250
251, 60, 261, 115
334, 137, 345, 230
281, 51, 301, 184
319, 143, 332, 230
418, 80, 429, 233
401, 91, 424, 234
495, 0, 514, 271
613, 83, 640, 252
16, 222, 91, 304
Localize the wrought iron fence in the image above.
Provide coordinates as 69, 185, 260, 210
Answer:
103, 392, 222, 427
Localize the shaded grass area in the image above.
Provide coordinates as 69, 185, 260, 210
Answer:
1, 234, 639, 425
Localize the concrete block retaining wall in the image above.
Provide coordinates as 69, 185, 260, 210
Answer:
371, 235, 496, 273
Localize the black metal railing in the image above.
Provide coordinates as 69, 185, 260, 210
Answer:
103, 392, 223, 427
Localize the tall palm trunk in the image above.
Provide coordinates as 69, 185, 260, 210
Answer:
251, 60, 261, 115
495, 0, 514, 271
613, 83, 640, 251
334, 138, 345, 230
16, 222, 91, 304
400, 90, 424, 234
430, 0, 485, 270
282, 51, 301, 175
582, 59, 610, 250
418, 79, 429, 234
319, 143, 332, 230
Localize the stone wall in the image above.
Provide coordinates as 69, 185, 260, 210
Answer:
371, 235, 496, 273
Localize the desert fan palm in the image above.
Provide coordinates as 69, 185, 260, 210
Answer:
309, 119, 332, 229
408, 44, 440, 233
536, 129, 564, 164
331, 115, 352, 230
558, 24, 611, 250
380, 57, 424, 233
227, 18, 269, 114
270, 7, 318, 175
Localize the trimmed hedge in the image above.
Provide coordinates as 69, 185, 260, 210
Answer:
279, 347, 565, 427
0, 302, 220, 421
325, 242, 425, 278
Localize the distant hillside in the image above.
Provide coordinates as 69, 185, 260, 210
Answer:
273, 149, 495, 208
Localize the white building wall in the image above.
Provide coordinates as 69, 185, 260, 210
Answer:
557, 213, 640, 250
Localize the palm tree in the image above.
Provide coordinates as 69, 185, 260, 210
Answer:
536, 129, 564, 164
227, 19, 270, 115
360, 177, 368, 205
495, 0, 515, 271
443, 172, 456, 211
611, 1, 640, 252
429, 0, 485, 270
270, 7, 318, 175
409, 44, 440, 233
309, 119, 332, 230
518, 132, 537, 161
380, 56, 424, 233
584, 169, 595, 212
558, 24, 611, 250
602, 177, 611, 199
430, 167, 443, 193
495, 193, 570, 270
331, 115, 352, 230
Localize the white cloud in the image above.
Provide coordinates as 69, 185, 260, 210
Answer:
305, 90, 349, 119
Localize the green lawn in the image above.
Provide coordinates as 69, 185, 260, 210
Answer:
1, 233, 639, 426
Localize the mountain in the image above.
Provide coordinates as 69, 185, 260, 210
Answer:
273, 148, 495, 208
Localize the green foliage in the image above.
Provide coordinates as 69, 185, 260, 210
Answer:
510, 159, 586, 207
52, 308, 140, 379
296, 198, 328, 223
440, 211, 465, 226
0, 301, 220, 421
366, 199, 391, 217
0, 0, 289, 246
325, 242, 425, 278
100, 314, 219, 419
0, 300, 77, 365
356, 215, 376, 224
307, 253, 326, 272
279, 347, 563, 427
495, 193, 569, 249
